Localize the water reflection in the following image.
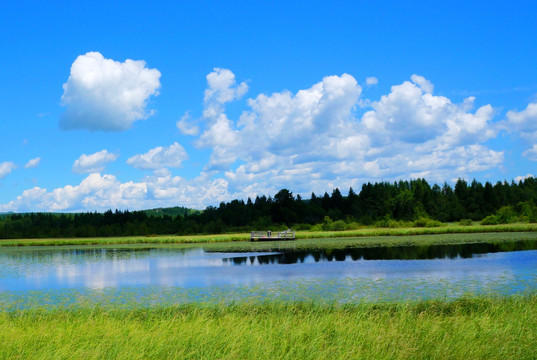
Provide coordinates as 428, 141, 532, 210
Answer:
1, 242, 537, 304
221, 240, 537, 265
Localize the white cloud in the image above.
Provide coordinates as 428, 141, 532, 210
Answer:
193, 71, 501, 201
226, 72, 363, 167
60, 51, 161, 131
0, 171, 234, 212
506, 102, 537, 126
0, 71, 509, 212
410, 74, 434, 94
24, 157, 41, 169
0, 162, 16, 179
522, 144, 537, 161
515, 174, 535, 183
176, 112, 199, 136
361, 76, 495, 147
73, 150, 119, 174
127, 142, 188, 170
505, 101, 537, 143
365, 77, 378, 86
202, 67, 248, 120
0, 173, 149, 212
503, 100, 537, 158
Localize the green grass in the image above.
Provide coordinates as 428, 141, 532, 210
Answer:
2, 223, 537, 247
2, 231, 535, 254
1, 296, 535, 359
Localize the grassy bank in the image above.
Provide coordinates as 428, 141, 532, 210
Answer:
1, 296, 535, 359
1, 223, 537, 247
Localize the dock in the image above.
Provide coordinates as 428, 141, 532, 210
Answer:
250, 229, 295, 241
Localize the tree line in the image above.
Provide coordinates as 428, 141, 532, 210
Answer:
1, 177, 537, 239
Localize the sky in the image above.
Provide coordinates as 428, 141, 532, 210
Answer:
1, 1, 537, 212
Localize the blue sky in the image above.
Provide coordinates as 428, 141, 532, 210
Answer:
1, 1, 537, 212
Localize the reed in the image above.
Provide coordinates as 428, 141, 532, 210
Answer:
1, 296, 535, 359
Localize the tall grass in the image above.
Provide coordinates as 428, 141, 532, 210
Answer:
1, 296, 535, 359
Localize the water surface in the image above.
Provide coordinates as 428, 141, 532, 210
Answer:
1, 242, 536, 307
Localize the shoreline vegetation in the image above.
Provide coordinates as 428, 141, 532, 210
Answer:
1, 223, 537, 249
1, 296, 535, 359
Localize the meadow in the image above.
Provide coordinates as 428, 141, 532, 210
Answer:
1, 296, 535, 359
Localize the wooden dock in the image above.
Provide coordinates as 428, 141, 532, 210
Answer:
250, 229, 295, 241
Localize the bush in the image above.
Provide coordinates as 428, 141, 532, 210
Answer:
330, 220, 346, 231
496, 206, 518, 224
412, 217, 443, 228
458, 219, 473, 226
344, 222, 362, 230
321, 216, 333, 231
375, 216, 410, 228
480, 215, 499, 225
481, 206, 518, 225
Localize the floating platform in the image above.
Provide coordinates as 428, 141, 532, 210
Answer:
250, 229, 295, 241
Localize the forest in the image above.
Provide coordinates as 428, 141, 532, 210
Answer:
1, 177, 537, 239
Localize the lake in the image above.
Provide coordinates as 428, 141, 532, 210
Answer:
1, 242, 537, 308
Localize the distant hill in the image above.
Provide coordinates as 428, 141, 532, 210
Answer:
142, 206, 202, 217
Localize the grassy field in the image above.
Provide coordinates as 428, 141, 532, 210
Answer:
0, 296, 535, 359
2, 223, 537, 248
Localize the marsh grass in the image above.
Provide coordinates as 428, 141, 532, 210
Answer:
1, 296, 536, 359
2, 223, 537, 248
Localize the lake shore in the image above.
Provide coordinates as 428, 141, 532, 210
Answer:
1, 296, 535, 359
1, 223, 537, 248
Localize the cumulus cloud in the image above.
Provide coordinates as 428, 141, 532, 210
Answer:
0, 171, 233, 212
24, 157, 41, 169
0, 162, 16, 179
127, 142, 188, 170
204, 68, 248, 105
0, 173, 148, 212
0, 71, 509, 212
197, 72, 363, 172
361, 76, 495, 147
72, 150, 119, 174
193, 71, 501, 200
60, 51, 161, 131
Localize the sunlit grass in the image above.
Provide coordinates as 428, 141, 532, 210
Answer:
0, 296, 535, 359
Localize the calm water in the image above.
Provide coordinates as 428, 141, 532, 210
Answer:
1, 243, 537, 307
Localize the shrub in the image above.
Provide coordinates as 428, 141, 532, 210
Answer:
480, 215, 499, 225
375, 216, 411, 228
496, 206, 518, 224
321, 216, 333, 231
458, 219, 473, 226
330, 220, 346, 231
412, 217, 443, 228
344, 222, 362, 230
